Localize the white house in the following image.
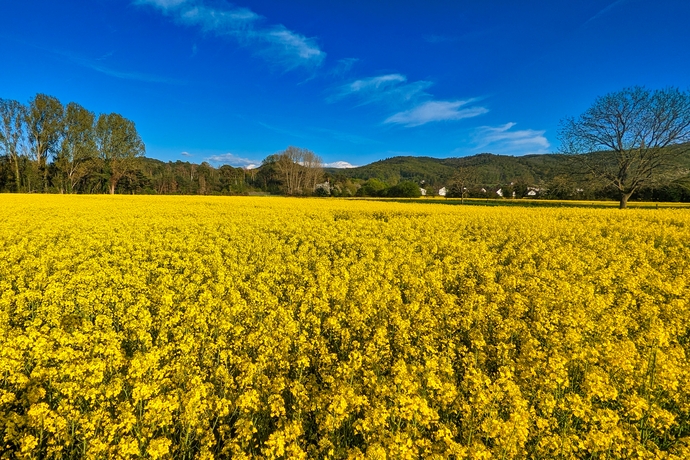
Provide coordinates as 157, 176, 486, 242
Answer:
420, 188, 427, 196
438, 187, 447, 197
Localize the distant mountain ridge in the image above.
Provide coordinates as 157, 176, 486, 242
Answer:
325, 152, 572, 187
325, 149, 690, 188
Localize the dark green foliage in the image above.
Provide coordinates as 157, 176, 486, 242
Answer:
356, 178, 388, 197
385, 180, 422, 198
326, 153, 571, 188
314, 186, 330, 197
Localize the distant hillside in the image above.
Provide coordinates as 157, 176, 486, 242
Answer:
325, 149, 690, 188
325, 153, 572, 187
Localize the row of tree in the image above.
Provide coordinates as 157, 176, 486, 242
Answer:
0, 95, 330, 196
3, 87, 690, 207
0, 94, 144, 194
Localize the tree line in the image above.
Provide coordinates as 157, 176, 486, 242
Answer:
0, 94, 145, 194
4, 87, 690, 205
0, 94, 334, 196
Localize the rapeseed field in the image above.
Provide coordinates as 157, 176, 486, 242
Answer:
1, 195, 689, 459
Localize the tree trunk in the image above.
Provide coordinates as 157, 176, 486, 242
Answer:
619, 191, 633, 209
109, 181, 116, 195
42, 156, 49, 192
13, 156, 20, 192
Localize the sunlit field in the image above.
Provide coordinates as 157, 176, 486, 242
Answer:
1, 195, 689, 459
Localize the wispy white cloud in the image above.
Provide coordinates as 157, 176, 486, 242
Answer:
34, 43, 180, 84
348, 74, 406, 91
329, 74, 433, 105
180, 151, 193, 156
205, 152, 260, 169
95, 51, 115, 61
324, 161, 357, 168
385, 100, 488, 127
472, 122, 550, 155
583, 0, 630, 27
85, 62, 182, 84
330, 73, 485, 127
330, 58, 359, 77
135, 0, 325, 70
140, 0, 187, 8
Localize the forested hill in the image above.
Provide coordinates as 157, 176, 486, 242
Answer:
325, 153, 571, 187
323, 148, 690, 201
333, 149, 690, 185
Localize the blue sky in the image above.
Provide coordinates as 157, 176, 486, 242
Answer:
2, 1, 689, 168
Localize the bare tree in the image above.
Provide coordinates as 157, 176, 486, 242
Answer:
95, 113, 145, 194
274, 146, 323, 195
448, 166, 477, 203
559, 86, 690, 208
0, 99, 26, 192
276, 147, 303, 195
25, 94, 64, 191
302, 148, 324, 192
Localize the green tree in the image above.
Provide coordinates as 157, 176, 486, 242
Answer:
357, 178, 387, 197
219, 165, 248, 193
57, 102, 97, 193
0, 98, 26, 192
256, 155, 282, 193
386, 180, 422, 198
95, 113, 145, 194
25, 94, 64, 191
559, 86, 690, 208
512, 178, 530, 198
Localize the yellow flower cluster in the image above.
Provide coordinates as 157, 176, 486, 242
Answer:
1, 195, 689, 459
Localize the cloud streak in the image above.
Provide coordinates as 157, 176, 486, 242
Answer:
81, 60, 182, 84
136, 0, 325, 70
21, 43, 182, 85
473, 122, 550, 155
385, 100, 488, 127
330, 73, 486, 127
583, 0, 629, 27
329, 58, 359, 77
329, 74, 433, 106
